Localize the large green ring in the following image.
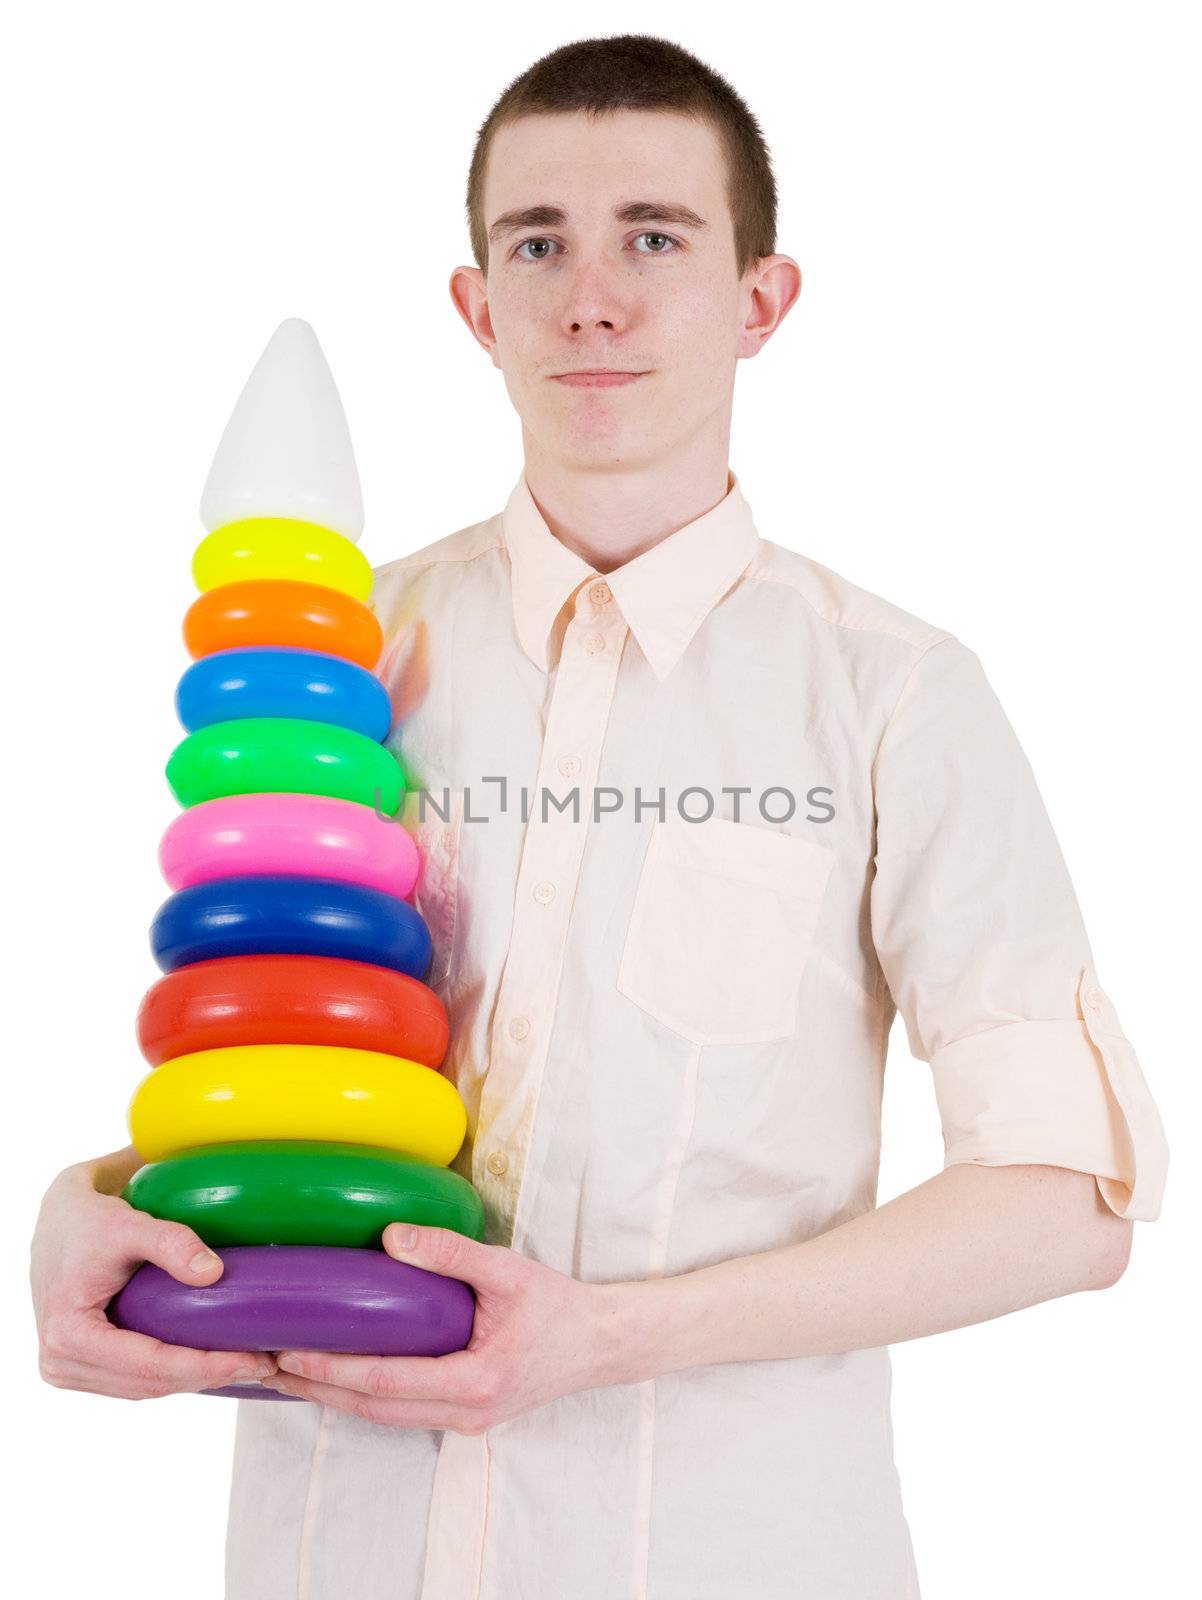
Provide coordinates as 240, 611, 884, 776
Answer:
123, 1140, 486, 1246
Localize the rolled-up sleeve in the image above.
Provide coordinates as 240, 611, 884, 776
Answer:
869, 635, 1169, 1221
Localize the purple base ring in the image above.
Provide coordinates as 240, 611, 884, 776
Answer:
107, 1244, 476, 1359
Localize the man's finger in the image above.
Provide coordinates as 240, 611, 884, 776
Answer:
275, 1347, 480, 1402
265, 1370, 482, 1431
121, 1215, 226, 1286
74, 1308, 276, 1390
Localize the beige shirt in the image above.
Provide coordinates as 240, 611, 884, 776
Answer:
225, 468, 1169, 1600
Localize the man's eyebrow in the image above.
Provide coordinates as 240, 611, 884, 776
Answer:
487, 201, 709, 243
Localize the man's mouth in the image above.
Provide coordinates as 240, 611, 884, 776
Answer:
551, 370, 649, 388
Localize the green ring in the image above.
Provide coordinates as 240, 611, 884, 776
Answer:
166, 717, 404, 813
122, 1141, 486, 1246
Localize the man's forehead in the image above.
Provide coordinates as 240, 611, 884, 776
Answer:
484, 109, 724, 211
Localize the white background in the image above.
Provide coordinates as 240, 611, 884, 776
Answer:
3, 3, 1197, 1595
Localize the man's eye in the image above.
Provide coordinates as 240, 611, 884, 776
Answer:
514, 237, 559, 262
631, 232, 679, 254
512, 232, 681, 262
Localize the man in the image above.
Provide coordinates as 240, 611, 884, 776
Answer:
32, 33, 1168, 1599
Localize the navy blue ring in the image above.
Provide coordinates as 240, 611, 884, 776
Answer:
150, 875, 432, 979
175, 647, 392, 742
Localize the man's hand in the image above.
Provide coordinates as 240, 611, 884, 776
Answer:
31, 1151, 280, 1400
261, 1223, 619, 1431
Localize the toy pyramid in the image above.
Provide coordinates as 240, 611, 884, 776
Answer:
106, 320, 482, 1398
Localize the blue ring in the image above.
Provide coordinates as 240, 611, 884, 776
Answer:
150, 875, 432, 979
175, 647, 392, 742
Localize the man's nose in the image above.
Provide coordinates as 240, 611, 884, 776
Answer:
559, 259, 631, 334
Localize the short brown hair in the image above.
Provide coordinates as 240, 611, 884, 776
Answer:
466, 34, 777, 280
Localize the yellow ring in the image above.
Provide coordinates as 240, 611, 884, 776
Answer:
128, 1043, 467, 1164
193, 518, 374, 599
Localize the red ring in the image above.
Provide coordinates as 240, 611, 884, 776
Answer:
136, 953, 449, 1068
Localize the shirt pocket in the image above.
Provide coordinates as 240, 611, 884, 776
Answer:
616, 814, 837, 1046
400, 787, 463, 993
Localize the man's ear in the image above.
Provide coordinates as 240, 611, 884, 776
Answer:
449, 264, 498, 364
737, 253, 802, 359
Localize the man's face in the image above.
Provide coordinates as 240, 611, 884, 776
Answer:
454, 109, 760, 472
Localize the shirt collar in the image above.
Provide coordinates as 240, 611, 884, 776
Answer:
500, 467, 762, 681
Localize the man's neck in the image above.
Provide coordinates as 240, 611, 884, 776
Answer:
520, 433, 732, 575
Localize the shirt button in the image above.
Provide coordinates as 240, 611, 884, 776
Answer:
533, 880, 556, 904
583, 632, 606, 654
1085, 986, 1105, 1012
486, 1150, 508, 1177
558, 754, 582, 778
508, 1016, 530, 1041
589, 581, 612, 606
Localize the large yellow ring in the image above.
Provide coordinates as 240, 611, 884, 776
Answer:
128, 1043, 466, 1164
193, 518, 374, 599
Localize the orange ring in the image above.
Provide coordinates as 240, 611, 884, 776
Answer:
183, 577, 383, 670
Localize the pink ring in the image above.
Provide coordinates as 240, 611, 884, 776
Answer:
158, 792, 419, 898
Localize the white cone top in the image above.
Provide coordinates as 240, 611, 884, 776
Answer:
199, 318, 365, 542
